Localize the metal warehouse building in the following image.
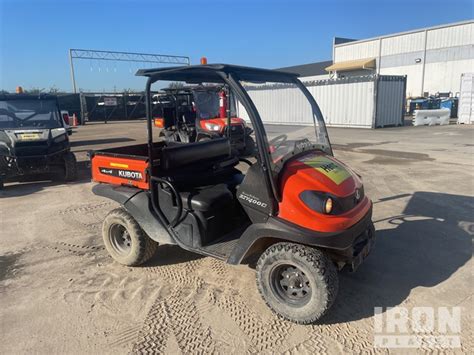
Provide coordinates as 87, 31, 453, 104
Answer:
327, 20, 474, 98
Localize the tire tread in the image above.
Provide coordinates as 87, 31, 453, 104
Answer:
103, 208, 158, 266
256, 242, 338, 324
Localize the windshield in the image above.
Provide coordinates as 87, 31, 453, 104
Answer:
237, 79, 331, 170
0, 99, 62, 129
192, 89, 220, 119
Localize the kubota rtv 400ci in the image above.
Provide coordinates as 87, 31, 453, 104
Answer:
90, 64, 375, 324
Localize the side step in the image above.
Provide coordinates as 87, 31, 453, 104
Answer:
199, 225, 249, 260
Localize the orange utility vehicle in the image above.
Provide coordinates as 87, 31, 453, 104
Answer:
90, 64, 375, 324
154, 86, 255, 155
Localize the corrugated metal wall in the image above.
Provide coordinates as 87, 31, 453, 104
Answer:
333, 21, 474, 96
375, 76, 406, 127
238, 75, 405, 129
307, 78, 375, 128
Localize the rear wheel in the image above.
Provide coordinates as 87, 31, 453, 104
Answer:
256, 242, 338, 324
102, 208, 158, 266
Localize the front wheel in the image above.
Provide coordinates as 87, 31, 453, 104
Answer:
64, 152, 77, 181
256, 242, 338, 324
102, 208, 158, 266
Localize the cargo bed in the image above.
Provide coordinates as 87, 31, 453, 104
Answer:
90, 142, 164, 190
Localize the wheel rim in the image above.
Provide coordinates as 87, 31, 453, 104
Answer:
109, 224, 132, 255
270, 264, 312, 306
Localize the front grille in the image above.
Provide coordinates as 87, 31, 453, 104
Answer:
15, 141, 49, 156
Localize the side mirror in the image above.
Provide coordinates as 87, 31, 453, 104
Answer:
153, 117, 164, 128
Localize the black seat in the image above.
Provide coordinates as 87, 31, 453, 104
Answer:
180, 184, 233, 211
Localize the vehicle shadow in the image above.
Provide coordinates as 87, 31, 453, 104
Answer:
145, 245, 205, 267
321, 191, 473, 324
0, 161, 92, 198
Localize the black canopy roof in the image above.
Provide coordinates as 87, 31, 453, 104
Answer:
136, 64, 298, 84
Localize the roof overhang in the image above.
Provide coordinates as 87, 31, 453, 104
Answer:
325, 58, 376, 72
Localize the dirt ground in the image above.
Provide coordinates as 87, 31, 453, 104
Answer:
1, 121, 472, 354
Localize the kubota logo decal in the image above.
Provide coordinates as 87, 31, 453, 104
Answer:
299, 155, 351, 185
99, 167, 143, 181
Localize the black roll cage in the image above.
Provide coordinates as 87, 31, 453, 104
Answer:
142, 64, 331, 212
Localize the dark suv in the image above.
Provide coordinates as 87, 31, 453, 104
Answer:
0, 94, 77, 188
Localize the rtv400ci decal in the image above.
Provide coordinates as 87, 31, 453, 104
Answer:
238, 191, 268, 209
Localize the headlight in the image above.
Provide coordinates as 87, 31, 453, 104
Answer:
51, 128, 66, 138
204, 122, 221, 131
324, 197, 333, 214
300, 191, 335, 215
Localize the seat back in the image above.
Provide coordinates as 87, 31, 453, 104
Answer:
162, 107, 176, 128
160, 138, 231, 171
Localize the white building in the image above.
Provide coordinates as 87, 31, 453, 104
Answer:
327, 20, 474, 97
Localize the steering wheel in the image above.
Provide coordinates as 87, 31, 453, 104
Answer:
268, 134, 287, 151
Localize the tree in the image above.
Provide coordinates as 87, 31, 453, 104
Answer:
25, 87, 45, 94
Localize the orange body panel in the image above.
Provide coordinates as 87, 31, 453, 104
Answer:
91, 154, 149, 190
278, 151, 371, 233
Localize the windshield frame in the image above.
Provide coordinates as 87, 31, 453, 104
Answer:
234, 76, 332, 170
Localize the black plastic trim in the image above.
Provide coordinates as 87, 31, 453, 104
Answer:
92, 183, 175, 245
227, 206, 373, 264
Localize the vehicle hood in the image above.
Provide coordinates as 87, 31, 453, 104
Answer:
0, 129, 51, 145
0, 128, 68, 157
282, 151, 363, 197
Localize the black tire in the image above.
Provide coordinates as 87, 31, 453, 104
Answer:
102, 208, 158, 266
256, 242, 338, 324
64, 152, 77, 182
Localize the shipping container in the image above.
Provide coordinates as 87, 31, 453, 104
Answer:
238, 75, 406, 129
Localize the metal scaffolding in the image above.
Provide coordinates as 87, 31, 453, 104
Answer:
68, 49, 190, 93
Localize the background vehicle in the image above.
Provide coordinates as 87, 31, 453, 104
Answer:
154, 86, 255, 156
0, 94, 77, 188
90, 64, 375, 324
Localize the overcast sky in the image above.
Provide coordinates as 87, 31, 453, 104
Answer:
1, 0, 472, 92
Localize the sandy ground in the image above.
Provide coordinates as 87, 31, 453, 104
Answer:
0, 121, 473, 354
